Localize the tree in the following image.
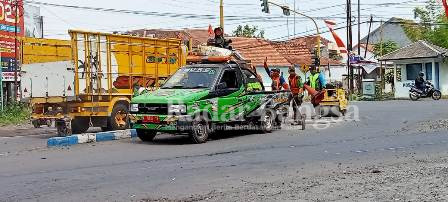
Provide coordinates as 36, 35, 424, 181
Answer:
373, 41, 399, 58
405, 0, 448, 48
232, 25, 265, 38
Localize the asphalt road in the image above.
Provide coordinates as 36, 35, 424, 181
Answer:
1, 100, 448, 201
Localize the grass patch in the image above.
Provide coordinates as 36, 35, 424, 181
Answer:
0, 102, 31, 126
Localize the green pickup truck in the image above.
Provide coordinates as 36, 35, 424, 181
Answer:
129, 63, 290, 143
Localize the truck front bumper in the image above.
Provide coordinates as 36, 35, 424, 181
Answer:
130, 114, 194, 132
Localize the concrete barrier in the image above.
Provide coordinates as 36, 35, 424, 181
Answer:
47, 129, 137, 147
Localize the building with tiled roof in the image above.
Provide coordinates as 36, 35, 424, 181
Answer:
230, 37, 292, 67
378, 40, 448, 98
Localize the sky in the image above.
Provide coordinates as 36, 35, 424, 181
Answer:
27, 0, 432, 44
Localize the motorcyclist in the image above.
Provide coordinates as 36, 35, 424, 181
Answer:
415, 71, 426, 94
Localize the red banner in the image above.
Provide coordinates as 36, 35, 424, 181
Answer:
324, 20, 347, 54
443, 0, 448, 18
0, 0, 24, 71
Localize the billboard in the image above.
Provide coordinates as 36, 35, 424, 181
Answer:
24, 4, 42, 38
0, 0, 25, 72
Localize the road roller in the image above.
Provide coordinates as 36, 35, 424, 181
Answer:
319, 87, 348, 117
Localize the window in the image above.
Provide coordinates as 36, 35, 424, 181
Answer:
242, 69, 261, 83
220, 70, 240, 89
425, 63, 432, 80
406, 63, 422, 80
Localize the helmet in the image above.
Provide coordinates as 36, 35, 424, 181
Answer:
272, 68, 281, 72
288, 67, 295, 73
419, 71, 424, 77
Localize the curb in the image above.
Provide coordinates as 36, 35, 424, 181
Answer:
47, 129, 137, 147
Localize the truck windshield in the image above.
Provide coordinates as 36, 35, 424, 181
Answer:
162, 67, 218, 89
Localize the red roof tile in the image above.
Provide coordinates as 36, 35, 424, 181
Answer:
230, 37, 292, 67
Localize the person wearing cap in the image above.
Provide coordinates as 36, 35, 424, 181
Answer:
306, 65, 325, 91
264, 57, 289, 91
288, 67, 304, 124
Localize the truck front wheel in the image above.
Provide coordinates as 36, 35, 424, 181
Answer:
191, 115, 210, 144
106, 103, 129, 131
137, 129, 157, 142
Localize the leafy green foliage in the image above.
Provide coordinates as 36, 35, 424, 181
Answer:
232, 25, 265, 38
407, 0, 448, 48
0, 102, 31, 126
373, 41, 399, 58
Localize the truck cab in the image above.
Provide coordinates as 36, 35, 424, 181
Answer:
129, 62, 286, 143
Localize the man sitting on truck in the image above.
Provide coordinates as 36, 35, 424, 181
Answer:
288, 67, 304, 124
264, 57, 289, 91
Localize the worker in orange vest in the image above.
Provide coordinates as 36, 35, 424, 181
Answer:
264, 57, 289, 91
288, 67, 304, 124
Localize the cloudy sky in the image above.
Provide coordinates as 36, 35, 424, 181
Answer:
27, 0, 431, 43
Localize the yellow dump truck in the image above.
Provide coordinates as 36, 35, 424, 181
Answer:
21, 30, 187, 135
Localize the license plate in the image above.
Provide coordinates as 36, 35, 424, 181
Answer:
143, 116, 160, 123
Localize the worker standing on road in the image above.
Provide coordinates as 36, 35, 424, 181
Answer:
288, 67, 304, 124
306, 65, 326, 119
306, 65, 325, 93
264, 57, 289, 91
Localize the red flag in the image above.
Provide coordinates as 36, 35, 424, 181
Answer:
443, 0, 448, 18
324, 20, 348, 54
208, 25, 214, 37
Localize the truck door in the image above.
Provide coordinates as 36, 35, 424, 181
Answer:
215, 69, 245, 122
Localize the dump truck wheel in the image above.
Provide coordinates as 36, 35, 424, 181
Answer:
137, 129, 157, 142
191, 115, 210, 144
107, 103, 129, 131
71, 117, 90, 134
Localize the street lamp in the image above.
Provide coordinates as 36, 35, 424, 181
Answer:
261, 1, 321, 64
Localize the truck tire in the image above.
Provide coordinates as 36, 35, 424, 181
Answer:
106, 103, 129, 131
32, 120, 40, 128
71, 117, 90, 134
137, 129, 157, 142
258, 109, 274, 133
191, 115, 210, 144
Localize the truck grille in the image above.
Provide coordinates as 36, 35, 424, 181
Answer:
137, 104, 168, 115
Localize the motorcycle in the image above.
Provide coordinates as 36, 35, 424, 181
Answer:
409, 81, 442, 101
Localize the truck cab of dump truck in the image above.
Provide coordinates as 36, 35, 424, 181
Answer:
129, 61, 289, 144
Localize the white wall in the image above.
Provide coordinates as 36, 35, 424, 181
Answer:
21, 61, 75, 98
394, 58, 448, 98
439, 61, 448, 97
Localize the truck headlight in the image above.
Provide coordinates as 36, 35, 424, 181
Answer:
130, 104, 139, 112
168, 105, 187, 114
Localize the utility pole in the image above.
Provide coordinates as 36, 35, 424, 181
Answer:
364, 15, 373, 58
357, 0, 361, 94
357, 0, 361, 56
14, 0, 19, 101
380, 20, 384, 97
347, 0, 353, 95
293, 0, 296, 37
287, 16, 290, 39
220, 0, 224, 30
0, 52, 3, 111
